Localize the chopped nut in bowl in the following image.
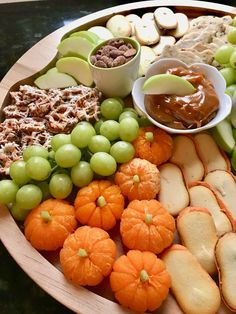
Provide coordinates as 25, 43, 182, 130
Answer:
88, 37, 141, 98
132, 58, 232, 134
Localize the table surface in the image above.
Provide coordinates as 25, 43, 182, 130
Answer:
0, 0, 235, 313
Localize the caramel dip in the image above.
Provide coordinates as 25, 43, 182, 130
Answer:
144, 67, 219, 129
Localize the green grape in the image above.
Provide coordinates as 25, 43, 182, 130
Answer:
55, 144, 81, 168
48, 150, 55, 159
51, 134, 71, 151
110, 141, 135, 163
230, 50, 236, 69
94, 119, 105, 134
71, 123, 96, 148
16, 184, 42, 209
26, 156, 51, 181
81, 148, 93, 162
90, 152, 117, 176
0, 180, 19, 204
227, 28, 236, 45
88, 135, 111, 153
23, 145, 48, 161
9, 160, 30, 186
119, 110, 138, 122
123, 107, 137, 113
220, 68, 235, 86
225, 84, 236, 98
71, 161, 94, 187
214, 44, 234, 64
119, 117, 139, 142
114, 97, 125, 107
100, 120, 120, 141
37, 181, 51, 200
49, 173, 72, 199
233, 16, 236, 27
138, 116, 153, 127
10, 203, 29, 221
101, 98, 123, 120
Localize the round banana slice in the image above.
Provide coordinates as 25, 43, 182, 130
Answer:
134, 20, 160, 46
125, 13, 141, 36
138, 46, 157, 77
169, 13, 189, 38
152, 36, 176, 55
154, 7, 177, 30
106, 14, 132, 37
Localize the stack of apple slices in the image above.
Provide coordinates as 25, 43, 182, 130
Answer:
35, 30, 102, 89
158, 132, 236, 313
212, 92, 236, 172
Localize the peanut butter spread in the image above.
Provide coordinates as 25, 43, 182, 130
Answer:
144, 67, 219, 129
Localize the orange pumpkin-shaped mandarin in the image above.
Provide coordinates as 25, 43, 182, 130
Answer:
120, 199, 175, 254
110, 250, 171, 312
133, 126, 173, 166
60, 226, 116, 286
74, 180, 125, 230
115, 158, 160, 201
24, 199, 77, 251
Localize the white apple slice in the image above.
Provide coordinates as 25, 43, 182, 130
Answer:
194, 133, 230, 174
204, 170, 236, 227
215, 232, 236, 312
57, 36, 95, 59
158, 163, 189, 216
142, 74, 196, 95
88, 26, 114, 40
69, 30, 100, 44
177, 207, 218, 275
56, 57, 93, 86
189, 182, 233, 236
34, 67, 77, 89
170, 135, 204, 184
162, 245, 221, 314
211, 119, 235, 154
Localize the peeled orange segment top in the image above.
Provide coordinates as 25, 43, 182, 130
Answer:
142, 73, 196, 96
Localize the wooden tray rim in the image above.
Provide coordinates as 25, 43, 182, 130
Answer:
0, 1, 236, 313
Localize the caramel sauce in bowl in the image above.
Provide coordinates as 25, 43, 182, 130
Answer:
132, 58, 232, 134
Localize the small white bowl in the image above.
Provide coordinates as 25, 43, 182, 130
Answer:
88, 37, 141, 98
132, 58, 232, 134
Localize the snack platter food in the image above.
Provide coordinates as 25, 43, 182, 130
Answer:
1, 1, 236, 314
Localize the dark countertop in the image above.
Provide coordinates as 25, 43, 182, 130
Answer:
0, 0, 235, 313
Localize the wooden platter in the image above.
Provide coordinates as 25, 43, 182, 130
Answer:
0, 1, 236, 313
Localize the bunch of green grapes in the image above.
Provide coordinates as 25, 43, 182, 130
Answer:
214, 17, 236, 97
0, 97, 152, 221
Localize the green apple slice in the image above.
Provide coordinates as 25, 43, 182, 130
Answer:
57, 37, 95, 59
231, 146, 236, 172
56, 57, 93, 86
69, 30, 100, 44
142, 74, 196, 96
34, 67, 77, 89
211, 119, 235, 154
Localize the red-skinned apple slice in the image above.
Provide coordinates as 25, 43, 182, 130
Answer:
193, 133, 230, 175
177, 206, 218, 275
215, 232, 236, 312
170, 135, 204, 184
158, 163, 189, 216
204, 170, 236, 229
161, 244, 221, 314
188, 181, 233, 236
